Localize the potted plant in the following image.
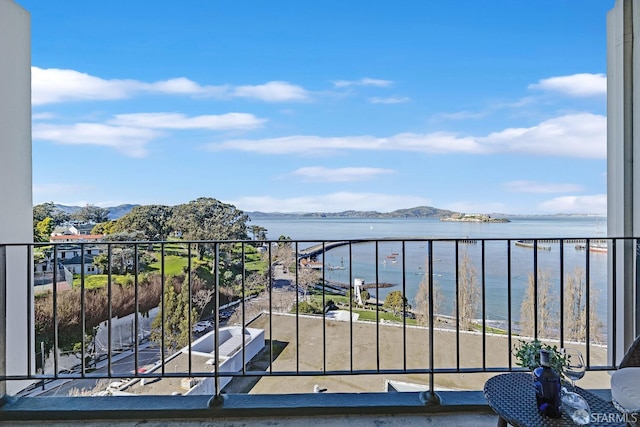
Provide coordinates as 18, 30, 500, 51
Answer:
513, 339, 566, 378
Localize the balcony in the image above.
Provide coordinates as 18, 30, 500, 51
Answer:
0, 237, 630, 425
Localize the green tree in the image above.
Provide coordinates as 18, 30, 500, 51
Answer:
33, 202, 69, 226
71, 205, 109, 224
91, 220, 118, 235
248, 225, 268, 241
151, 277, 198, 353
93, 232, 146, 274
383, 290, 408, 316
113, 205, 174, 241
33, 202, 69, 240
360, 289, 370, 306
35, 217, 54, 242
170, 198, 249, 259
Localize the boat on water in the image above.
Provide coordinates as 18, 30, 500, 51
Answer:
575, 242, 608, 253
514, 240, 551, 251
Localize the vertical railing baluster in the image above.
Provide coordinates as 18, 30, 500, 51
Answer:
559, 239, 565, 349
80, 242, 86, 377
481, 239, 486, 371
636, 237, 640, 341
402, 240, 407, 373
295, 241, 300, 374
187, 244, 192, 378
0, 246, 6, 398
455, 240, 460, 371
322, 242, 326, 374
428, 240, 435, 397
107, 243, 112, 376
160, 242, 165, 376
349, 242, 353, 374
585, 238, 591, 368
507, 240, 512, 371
26, 245, 32, 378
134, 243, 139, 376
375, 241, 380, 372
52, 245, 59, 378
241, 243, 246, 375
612, 239, 617, 367
213, 242, 221, 402
533, 240, 539, 340
268, 244, 273, 374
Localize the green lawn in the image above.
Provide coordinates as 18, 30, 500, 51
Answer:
306, 295, 417, 325
72, 274, 135, 289
147, 255, 190, 276
352, 308, 417, 325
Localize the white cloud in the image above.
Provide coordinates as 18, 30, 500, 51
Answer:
538, 194, 607, 214
33, 123, 160, 157
34, 111, 266, 157
232, 81, 310, 101
32, 67, 309, 104
230, 192, 432, 213
206, 113, 606, 159
32, 67, 140, 105
109, 112, 266, 130
145, 77, 220, 95
504, 181, 584, 194
369, 96, 410, 104
332, 77, 394, 88
481, 113, 605, 158
205, 133, 481, 156
288, 166, 396, 182
529, 73, 606, 97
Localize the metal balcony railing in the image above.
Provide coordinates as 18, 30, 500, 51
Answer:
0, 237, 629, 400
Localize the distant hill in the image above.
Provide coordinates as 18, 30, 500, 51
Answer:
49, 203, 478, 221
54, 204, 139, 220
248, 206, 458, 219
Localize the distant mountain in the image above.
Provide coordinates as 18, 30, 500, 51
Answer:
49, 203, 486, 221
54, 204, 139, 220
106, 204, 140, 219
248, 206, 458, 219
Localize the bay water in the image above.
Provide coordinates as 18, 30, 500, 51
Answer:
251, 215, 609, 335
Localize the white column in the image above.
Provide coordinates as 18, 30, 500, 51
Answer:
0, 0, 32, 396
607, 0, 640, 364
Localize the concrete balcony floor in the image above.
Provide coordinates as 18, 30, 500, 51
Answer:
0, 411, 499, 427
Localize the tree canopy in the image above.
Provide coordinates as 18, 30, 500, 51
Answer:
383, 290, 408, 315
170, 198, 249, 258
33, 202, 70, 226
113, 204, 173, 240
71, 205, 110, 224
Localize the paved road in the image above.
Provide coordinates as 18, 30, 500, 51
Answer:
33, 346, 162, 396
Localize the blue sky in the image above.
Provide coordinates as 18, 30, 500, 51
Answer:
21, 0, 612, 214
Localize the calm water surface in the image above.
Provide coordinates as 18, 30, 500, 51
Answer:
251, 215, 609, 330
